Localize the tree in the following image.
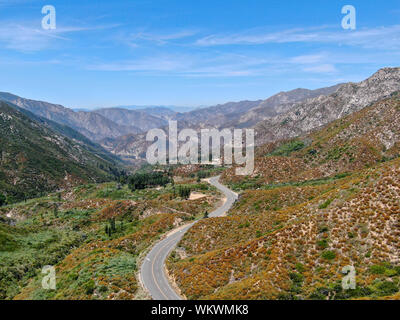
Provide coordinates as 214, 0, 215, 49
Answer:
128, 172, 171, 191
204, 211, 209, 219
0, 194, 6, 207
109, 218, 116, 232
178, 186, 191, 199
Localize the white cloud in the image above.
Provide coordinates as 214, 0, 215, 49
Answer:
87, 52, 278, 78
114, 29, 198, 48
0, 22, 120, 52
195, 25, 400, 50
90, 54, 236, 77
303, 64, 337, 74
290, 54, 325, 64
130, 30, 197, 45
87, 54, 195, 72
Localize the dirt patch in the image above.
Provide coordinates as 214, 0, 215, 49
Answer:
189, 192, 207, 201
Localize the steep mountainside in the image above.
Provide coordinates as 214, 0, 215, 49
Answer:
173, 84, 342, 130
10, 103, 123, 166
223, 93, 400, 187
100, 85, 342, 160
175, 100, 262, 129
232, 84, 342, 128
0, 93, 141, 141
93, 108, 170, 132
113, 105, 197, 113
0, 176, 220, 300
100, 133, 149, 163
254, 68, 400, 146
0, 102, 121, 202
168, 157, 400, 300
167, 94, 400, 300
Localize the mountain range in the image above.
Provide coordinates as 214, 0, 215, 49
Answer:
0, 92, 141, 141
97, 68, 400, 161
1, 67, 400, 196
254, 67, 400, 145
1, 66, 400, 301
167, 93, 400, 300
0, 101, 122, 202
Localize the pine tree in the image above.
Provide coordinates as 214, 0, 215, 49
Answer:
0, 194, 6, 207
111, 218, 116, 232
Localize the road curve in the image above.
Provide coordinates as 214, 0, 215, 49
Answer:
140, 176, 238, 300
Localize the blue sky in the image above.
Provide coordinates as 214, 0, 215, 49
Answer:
0, 0, 399, 109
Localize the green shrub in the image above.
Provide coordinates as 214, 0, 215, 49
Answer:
0, 194, 6, 206
319, 226, 329, 233
289, 272, 304, 284
319, 199, 333, 209
83, 279, 95, 294
375, 281, 399, 296
269, 140, 305, 157
369, 265, 386, 275
295, 263, 305, 273
321, 250, 336, 260
317, 239, 329, 249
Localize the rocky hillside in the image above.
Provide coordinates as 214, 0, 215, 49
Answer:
0, 102, 121, 202
0, 175, 220, 300
0, 93, 141, 141
101, 85, 341, 160
223, 93, 400, 187
254, 67, 400, 146
175, 100, 262, 129
167, 94, 400, 300
100, 133, 149, 163
99, 69, 398, 162
11, 104, 123, 166
175, 85, 342, 130
168, 157, 400, 300
93, 108, 171, 132
231, 84, 342, 128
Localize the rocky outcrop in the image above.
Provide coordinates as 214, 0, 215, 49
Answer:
254, 67, 400, 145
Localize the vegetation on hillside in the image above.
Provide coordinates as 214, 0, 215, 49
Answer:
0, 175, 221, 300
167, 97, 400, 300
0, 102, 123, 203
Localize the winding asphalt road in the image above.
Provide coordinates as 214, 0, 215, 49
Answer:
140, 176, 238, 300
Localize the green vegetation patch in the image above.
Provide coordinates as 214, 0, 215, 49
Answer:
268, 140, 306, 157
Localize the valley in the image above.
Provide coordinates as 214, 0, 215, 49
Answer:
1, 169, 223, 299
0, 67, 399, 301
